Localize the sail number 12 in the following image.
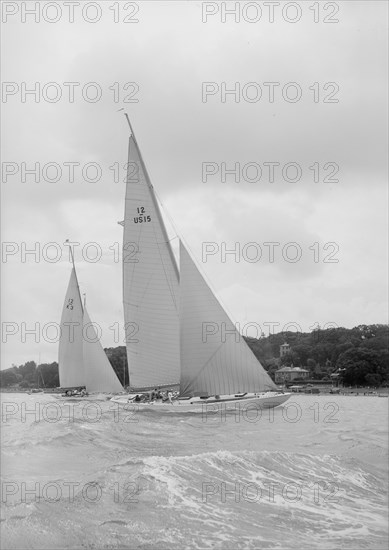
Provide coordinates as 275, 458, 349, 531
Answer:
134, 206, 151, 224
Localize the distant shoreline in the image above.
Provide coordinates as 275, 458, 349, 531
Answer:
0, 388, 62, 394
284, 385, 389, 396
1, 387, 388, 397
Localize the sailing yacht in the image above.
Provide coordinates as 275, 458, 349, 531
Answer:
58, 250, 124, 395
112, 117, 290, 410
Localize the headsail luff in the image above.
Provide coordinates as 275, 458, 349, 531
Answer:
83, 308, 124, 393
123, 127, 180, 390
58, 267, 85, 388
179, 241, 277, 397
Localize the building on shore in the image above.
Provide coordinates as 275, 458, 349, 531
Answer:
279, 342, 291, 358
275, 366, 310, 384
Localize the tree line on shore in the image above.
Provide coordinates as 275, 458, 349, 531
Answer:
1, 324, 388, 389
246, 324, 388, 387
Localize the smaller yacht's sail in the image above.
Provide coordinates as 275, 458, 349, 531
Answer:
83, 308, 124, 393
179, 241, 277, 397
58, 268, 85, 388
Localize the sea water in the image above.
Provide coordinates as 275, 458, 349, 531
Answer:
1, 393, 388, 549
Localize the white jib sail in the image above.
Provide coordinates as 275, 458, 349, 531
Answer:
83, 308, 124, 393
123, 135, 180, 389
58, 267, 85, 388
179, 241, 277, 397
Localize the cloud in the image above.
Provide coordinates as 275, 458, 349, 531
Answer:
1, 1, 387, 368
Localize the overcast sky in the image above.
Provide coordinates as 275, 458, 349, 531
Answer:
1, 1, 388, 369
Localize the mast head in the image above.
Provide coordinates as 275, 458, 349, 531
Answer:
124, 112, 134, 137
64, 239, 76, 268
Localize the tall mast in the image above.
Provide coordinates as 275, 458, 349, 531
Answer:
65, 239, 84, 313
38, 353, 45, 388
123, 114, 179, 280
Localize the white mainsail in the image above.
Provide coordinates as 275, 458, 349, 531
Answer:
83, 308, 124, 393
58, 267, 85, 388
59, 266, 124, 393
179, 241, 277, 397
123, 133, 180, 389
